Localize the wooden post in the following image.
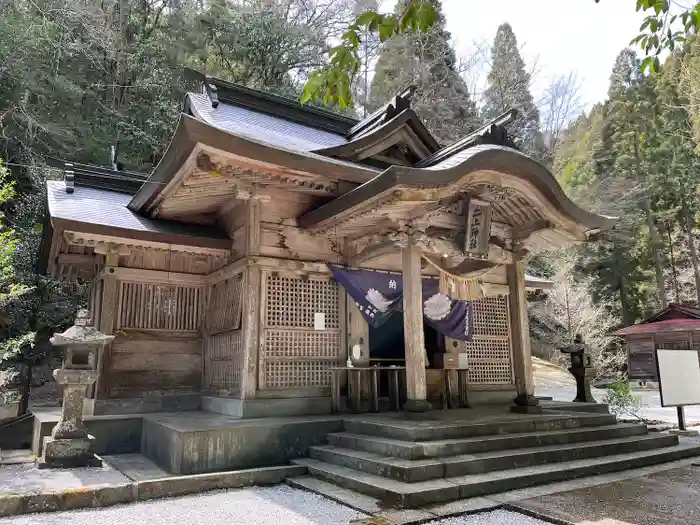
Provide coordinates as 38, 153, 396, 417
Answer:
240, 195, 266, 399
507, 254, 541, 414
94, 248, 121, 401
402, 232, 431, 412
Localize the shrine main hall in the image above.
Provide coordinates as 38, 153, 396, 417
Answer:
39, 71, 617, 417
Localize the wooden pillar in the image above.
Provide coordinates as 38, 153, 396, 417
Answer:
402, 233, 431, 412
239, 195, 266, 399
94, 247, 121, 401
507, 255, 541, 413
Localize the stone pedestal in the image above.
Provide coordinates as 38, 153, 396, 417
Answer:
511, 394, 543, 414
37, 368, 102, 469
569, 366, 596, 403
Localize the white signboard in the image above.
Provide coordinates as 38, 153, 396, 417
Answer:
656, 348, 700, 407
314, 312, 326, 331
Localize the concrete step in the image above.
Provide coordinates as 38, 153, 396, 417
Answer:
342, 413, 618, 441
294, 441, 700, 508
327, 423, 648, 459
310, 433, 679, 482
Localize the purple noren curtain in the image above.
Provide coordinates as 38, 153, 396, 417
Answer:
328, 265, 474, 342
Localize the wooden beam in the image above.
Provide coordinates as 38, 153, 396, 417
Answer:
57, 253, 98, 266
349, 240, 397, 266
511, 219, 552, 241
109, 267, 207, 286
207, 257, 247, 284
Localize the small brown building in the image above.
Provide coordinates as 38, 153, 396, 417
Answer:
38, 70, 616, 417
614, 303, 700, 387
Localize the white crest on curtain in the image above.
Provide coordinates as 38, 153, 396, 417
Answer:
423, 293, 451, 321
366, 288, 392, 312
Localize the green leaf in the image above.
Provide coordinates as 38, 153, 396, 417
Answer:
415, 1, 438, 32
356, 11, 379, 27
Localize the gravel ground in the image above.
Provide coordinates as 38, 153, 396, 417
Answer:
0, 485, 366, 525
0, 484, 552, 525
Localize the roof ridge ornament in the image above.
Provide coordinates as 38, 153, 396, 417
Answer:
204, 76, 219, 108
347, 85, 416, 139
64, 163, 74, 194
416, 109, 519, 168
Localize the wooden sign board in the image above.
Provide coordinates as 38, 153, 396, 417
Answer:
656, 348, 700, 407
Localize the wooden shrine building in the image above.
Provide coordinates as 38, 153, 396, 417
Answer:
38, 70, 616, 417
614, 303, 700, 387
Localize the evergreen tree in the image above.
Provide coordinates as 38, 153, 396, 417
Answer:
595, 48, 667, 310
483, 23, 541, 157
369, 0, 479, 144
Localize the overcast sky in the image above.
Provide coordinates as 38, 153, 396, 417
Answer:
380, 0, 648, 111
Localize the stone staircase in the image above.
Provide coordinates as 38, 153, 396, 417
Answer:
289, 409, 700, 508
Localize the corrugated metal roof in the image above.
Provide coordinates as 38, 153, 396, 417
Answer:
613, 318, 700, 336
46, 181, 227, 240
187, 93, 347, 152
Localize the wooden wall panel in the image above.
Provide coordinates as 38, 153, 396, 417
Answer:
107, 331, 202, 398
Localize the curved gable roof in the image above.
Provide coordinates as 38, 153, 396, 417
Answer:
298, 144, 616, 241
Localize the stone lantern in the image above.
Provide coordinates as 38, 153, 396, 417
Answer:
559, 334, 595, 403
37, 309, 114, 469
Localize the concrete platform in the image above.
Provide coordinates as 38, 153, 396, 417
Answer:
141, 412, 344, 474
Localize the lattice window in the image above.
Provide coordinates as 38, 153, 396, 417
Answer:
471, 297, 509, 337
265, 275, 339, 329
118, 282, 203, 331
264, 330, 341, 359
264, 361, 334, 389
208, 275, 243, 334
261, 274, 342, 391
461, 297, 513, 384
204, 330, 243, 393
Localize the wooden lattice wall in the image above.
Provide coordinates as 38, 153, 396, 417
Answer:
259, 273, 344, 393
447, 297, 514, 385
117, 282, 204, 331
108, 280, 205, 398
203, 274, 244, 395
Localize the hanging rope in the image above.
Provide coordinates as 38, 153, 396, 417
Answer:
421, 255, 493, 301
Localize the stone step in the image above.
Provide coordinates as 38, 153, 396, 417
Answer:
542, 402, 611, 414
310, 433, 679, 482
342, 413, 617, 441
294, 441, 700, 508
328, 423, 648, 459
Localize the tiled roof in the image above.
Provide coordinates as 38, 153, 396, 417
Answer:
187, 93, 347, 152
46, 180, 228, 240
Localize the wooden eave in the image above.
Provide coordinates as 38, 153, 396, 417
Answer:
314, 109, 440, 165
51, 217, 231, 252
128, 115, 379, 217
298, 144, 617, 252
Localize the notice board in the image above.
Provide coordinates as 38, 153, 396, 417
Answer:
656, 348, 700, 407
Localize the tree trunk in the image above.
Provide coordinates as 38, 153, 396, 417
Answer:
634, 133, 666, 308
666, 224, 681, 303
18, 363, 32, 416
681, 198, 700, 302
